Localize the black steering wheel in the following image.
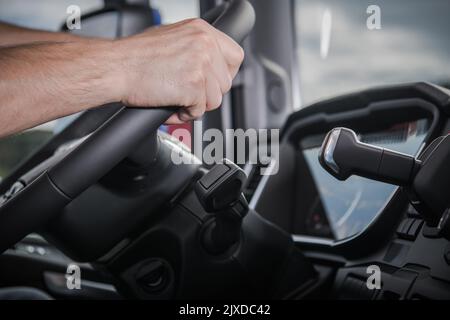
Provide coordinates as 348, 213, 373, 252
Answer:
0, 0, 255, 253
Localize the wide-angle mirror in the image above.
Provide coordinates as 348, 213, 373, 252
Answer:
250, 83, 441, 243
296, 118, 430, 240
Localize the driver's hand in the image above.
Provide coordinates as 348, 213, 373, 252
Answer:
114, 18, 245, 124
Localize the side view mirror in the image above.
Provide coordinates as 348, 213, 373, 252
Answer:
319, 127, 450, 228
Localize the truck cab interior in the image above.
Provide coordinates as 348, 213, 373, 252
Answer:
0, 0, 450, 300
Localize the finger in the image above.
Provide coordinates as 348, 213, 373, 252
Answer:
165, 113, 185, 125
178, 105, 205, 122
205, 72, 223, 111
208, 42, 232, 95
209, 27, 244, 77
193, 20, 244, 76
176, 85, 207, 122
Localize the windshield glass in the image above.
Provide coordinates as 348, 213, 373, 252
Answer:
294, 0, 450, 106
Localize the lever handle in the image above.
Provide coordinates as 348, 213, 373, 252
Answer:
195, 159, 248, 254
319, 128, 421, 185
195, 159, 247, 213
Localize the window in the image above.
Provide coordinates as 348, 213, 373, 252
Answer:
0, 0, 199, 180
151, 0, 199, 23
294, 0, 450, 106
0, 0, 103, 179
0, 0, 102, 31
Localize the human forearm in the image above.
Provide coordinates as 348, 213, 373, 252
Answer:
0, 18, 244, 138
0, 22, 94, 47
0, 40, 122, 137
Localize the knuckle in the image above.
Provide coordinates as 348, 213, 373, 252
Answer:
196, 32, 215, 49
224, 75, 232, 92
209, 92, 223, 109
235, 46, 245, 64
189, 18, 208, 30
192, 50, 212, 72
178, 110, 192, 122
190, 106, 204, 119
215, 94, 223, 108
200, 53, 213, 68
238, 46, 245, 62
188, 70, 205, 87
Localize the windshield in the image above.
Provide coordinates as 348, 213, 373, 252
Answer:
294, 0, 450, 106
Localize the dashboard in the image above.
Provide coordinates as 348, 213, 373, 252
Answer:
1, 81, 449, 299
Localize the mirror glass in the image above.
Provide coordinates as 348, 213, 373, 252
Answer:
294, 119, 430, 240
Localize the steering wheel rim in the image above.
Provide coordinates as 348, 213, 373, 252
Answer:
0, 0, 255, 253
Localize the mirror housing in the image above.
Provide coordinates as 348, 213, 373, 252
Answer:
61, 0, 158, 38
320, 127, 450, 227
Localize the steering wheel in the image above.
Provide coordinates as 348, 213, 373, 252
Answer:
0, 0, 255, 253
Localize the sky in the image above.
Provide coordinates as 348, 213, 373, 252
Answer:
295, 0, 450, 106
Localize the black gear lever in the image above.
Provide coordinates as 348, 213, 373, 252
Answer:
319, 127, 450, 226
195, 159, 248, 254
319, 128, 422, 185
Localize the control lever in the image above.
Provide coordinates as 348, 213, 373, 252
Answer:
319, 127, 450, 226
195, 159, 248, 254
319, 128, 421, 185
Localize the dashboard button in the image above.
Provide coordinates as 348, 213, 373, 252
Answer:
397, 218, 414, 238
422, 224, 441, 238
199, 164, 230, 189
406, 219, 424, 240
397, 219, 408, 234
397, 218, 423, 240
0, 181, 25, 206
36, 247, 47, 256
25, 245, 35, 254
407, 205, 421, 218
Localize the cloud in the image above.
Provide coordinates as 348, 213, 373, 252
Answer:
295, 0, 450, 105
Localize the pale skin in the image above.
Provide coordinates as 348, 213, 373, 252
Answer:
0, 19, 244, 138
